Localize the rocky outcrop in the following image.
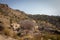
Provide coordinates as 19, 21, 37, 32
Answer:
0, 3, 8, 9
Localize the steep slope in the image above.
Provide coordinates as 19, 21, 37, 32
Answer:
0, 3, 30, 30
0, 3, 29, 22
0, 3, 60, 40
0, 3, 32, 40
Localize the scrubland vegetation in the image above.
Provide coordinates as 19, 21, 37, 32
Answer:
0, 3, 60, 40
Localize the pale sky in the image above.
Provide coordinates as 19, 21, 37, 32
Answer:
0, 0, 60, 16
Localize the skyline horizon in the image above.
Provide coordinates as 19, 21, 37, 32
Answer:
0, 0, 60, 16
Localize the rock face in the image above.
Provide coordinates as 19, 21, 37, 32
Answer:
11, 23, 20, 31
0, 3, 8, 10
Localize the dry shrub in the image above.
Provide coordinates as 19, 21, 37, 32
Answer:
3, 28, 17, 37
19, 20, 36, 30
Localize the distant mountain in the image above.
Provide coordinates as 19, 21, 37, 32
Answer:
28, 14, 60, 28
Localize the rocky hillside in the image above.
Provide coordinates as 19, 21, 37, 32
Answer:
0, 3, 32, 40
0, 3, 60, 40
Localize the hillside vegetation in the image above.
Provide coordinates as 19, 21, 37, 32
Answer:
0, 3, 60, 40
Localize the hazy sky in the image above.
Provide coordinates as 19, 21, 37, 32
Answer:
0, 0, 60, 16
